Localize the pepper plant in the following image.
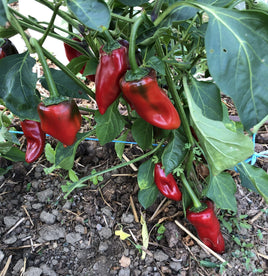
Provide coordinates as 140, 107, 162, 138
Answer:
0, 0, 268, 252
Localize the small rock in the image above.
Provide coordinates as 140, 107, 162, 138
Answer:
24, 267, 42, 276
62, 200, 72, 209
40, 264, 57, 276
164, 221, 182, 248
98, 227, 112, 239
154, 250, 169, 262
118, 268, 131, 276
36, 189, 54, 202
3, 235, 17, 245
3, 216, 20, 228
39, 225, 65, 241
12, 259, 24, 274
121, 213, 134, 224
40, 211, 56, 224
66, 232, 82, 244
32, 203, 43, 210
0, 250, 4, 264
98, 241, 109, 253
75, 224, 85, 234
169, 261, 182, 272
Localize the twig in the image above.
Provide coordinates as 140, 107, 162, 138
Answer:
3, 242, 50, 250
130, 195, 139, 223
255, 251, 268, 260
249, 207, 267, 224
0, 255, 12, 276
174, 220, 232, 268
122, 154, 138, 171
22, 205, 34, 226
157, 210, 183, 224
19, 257, 27, 276
5, 218, 26, 235
149, 198, 171, 222
98, 186, 115, 211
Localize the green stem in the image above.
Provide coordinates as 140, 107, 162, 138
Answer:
84, 34, 99, 59
39, 2, 61, 46
111, 12, 134, 23
151, 0, 165, 22
252, 114, 268, 134
181, 173, 202, 209
43, 48, 95, 99
129, 14, 144, 72
64, 139, 165, 198
30, 38, 59, 98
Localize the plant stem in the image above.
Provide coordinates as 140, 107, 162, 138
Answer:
64, 139, 165, 198
42, 48, 95, 99
111, 12, 134, 23
30, 38, 60, 98
39, 2, 61, 46
129, 14, 144, 72
180, 173, 202, 209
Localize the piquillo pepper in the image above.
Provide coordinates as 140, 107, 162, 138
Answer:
37, 100, 81, 146
64, 37, 95, 82
186, 199, 225, 254
120, 69, 181, 130
21, 120, 46, 163
154, 162, 182, 201
0, 38, 18, 59
95, 44, 129, 114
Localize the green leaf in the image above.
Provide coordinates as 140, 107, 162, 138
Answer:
118, 0, 149, 6
236, 162, 268, 203
40, 68, 90, 100
137, 158, 155, 190
44, 143, 56, 164
55, 130, 95, 170
0, 147, 25, 162
201, 6, 268, 130
184, 81, 254, 175
114, 130, 129, 160
206, 172, 237, 212
0, 53, 40, 120
0, 0, 7, 26
138, 185, 159, 209
190, 79, 223, 121
132, 118, 153, 150
162, 129, 188, 175
146, 56, 166, 76
68, 169, 79, 182
95, 102, 125, 145
0, 165, 12, 176
66, 0, 111, 31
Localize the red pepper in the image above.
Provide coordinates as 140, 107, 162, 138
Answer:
186, 199, 225, 253
37, 100, 81, 146
0, 38, 18, 59
120, 70, 181, 130
64, 37, 95, 82
95, 44, 129, 114
154, 162, 182, 201
21, 120, 46, 163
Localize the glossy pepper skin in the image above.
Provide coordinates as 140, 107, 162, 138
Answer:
0, 38, 18, 59
95, 45, 129, 114
37, 100, 81, 146
120, 70, 181, 130
64, 37, 95, 82
154, 162, 182, 201
21, 120, 46, 163
186, 199, 225, 254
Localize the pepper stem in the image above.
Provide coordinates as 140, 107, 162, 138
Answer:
128, 14, 144, 72
30, 37, 60, 99
180, 173, 202, 209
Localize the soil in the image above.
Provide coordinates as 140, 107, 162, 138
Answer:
0, 116, 268, 276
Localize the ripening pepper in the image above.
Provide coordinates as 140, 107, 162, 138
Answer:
120, 69, 181, 130
95, 44, 129, 114
0, 38, 18, 59
64, 37, 95, 82
21, 120, 46, 163
186, 199, 225, 254
37, 100, 81, 146
154, 162, 182, 201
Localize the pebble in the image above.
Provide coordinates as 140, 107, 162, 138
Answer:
121, 213, 134, 224
3, 216, 20, 228
66, 232, 82, 244
3, 235, 17, 245
98, 227, 112, 239
0, 250, 4, 264
62, 200, 72, 209
98, 241, 109, 253
75, 224, 85, 234
24, 267, 42, 276
118, 268, 131, 276
153, 250, 169, 262
32, 203, 43, 210
12, 258, 24, 274
169, 261, 182, 272
40, 211, 57, 224
40, 264, 57, 276
36, 189, 54, 202
39, 225, 65, 241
